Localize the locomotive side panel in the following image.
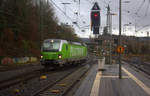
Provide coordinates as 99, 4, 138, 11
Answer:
40, 39, 88, 68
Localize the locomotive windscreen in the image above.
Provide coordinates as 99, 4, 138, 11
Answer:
42, 40, 60, 52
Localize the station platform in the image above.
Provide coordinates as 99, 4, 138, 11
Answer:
74, 58, 150, 96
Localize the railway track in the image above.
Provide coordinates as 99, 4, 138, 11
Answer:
0, 67, 79, 96
34, 59, 95, 96
34, 64, 90, 96
0, 68, 44, 90
0, 59, 95, 96
123, 59, 150, 76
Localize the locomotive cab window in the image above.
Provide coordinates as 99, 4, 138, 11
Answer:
42, 40, 60, 52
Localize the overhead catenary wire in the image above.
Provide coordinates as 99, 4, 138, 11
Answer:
133, 0, 150, 18
127, 0, 150, 30
112, 0, 150, 35
86, 0, 93, 4
123, 0, 146, 21
135, 0, 145, 15
56, 0, 92, 32
59, 0, 76, 15
49, 0, 81, 30
54, 0, 91, 30
59, 0, 108, 31
145, 0, 150, 16
103, 0, 108, 5
50, 0, 94, 35
106, 0, 150, 32
59, 0, 80, 21
51, 0, 150, 36
136, 24, 150, 32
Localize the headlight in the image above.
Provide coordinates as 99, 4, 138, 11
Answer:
58, 55, 62, 59
41, 56, 43, 59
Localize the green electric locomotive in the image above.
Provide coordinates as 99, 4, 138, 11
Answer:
40, 39, 87, 68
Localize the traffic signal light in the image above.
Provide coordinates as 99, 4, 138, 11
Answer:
91, 11, 100, 27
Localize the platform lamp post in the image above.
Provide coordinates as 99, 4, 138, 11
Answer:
118, 0, 130, 79
118, 0, 122, 79
109, 13, 117, 65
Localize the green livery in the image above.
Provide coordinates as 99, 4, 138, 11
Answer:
40, 39, 87, 67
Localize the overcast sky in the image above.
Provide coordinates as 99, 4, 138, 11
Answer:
49, 0, 150, 38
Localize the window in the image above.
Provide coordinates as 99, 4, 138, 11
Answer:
42, 40, 60, 52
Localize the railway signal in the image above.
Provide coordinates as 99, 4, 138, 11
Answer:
91, 11, 100, 27
91, 2, 101, 34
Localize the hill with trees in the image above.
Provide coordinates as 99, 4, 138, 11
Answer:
0, 0, 81, 57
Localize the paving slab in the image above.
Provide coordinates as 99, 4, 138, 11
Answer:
74, 59, 150, 96
73, 64, 98, 96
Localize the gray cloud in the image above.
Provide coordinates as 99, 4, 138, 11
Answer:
51, 0, 150, 37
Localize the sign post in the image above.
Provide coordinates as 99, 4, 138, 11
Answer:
119, 0, 122, 79
117, 46, 124, 54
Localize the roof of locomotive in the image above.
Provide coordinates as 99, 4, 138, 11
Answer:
44, 39, 68, 43
44, 39, 87, 46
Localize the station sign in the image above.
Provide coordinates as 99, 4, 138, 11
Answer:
116, 46, 125, 54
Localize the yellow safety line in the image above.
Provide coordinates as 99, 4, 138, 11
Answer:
90, 71, 102, 96
122, 67, 150, 95
101, 75, 129, 78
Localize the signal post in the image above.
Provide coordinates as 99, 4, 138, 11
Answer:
91, 2, 105, 70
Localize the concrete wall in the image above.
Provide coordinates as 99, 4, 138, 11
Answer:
0, 57, 38, 65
